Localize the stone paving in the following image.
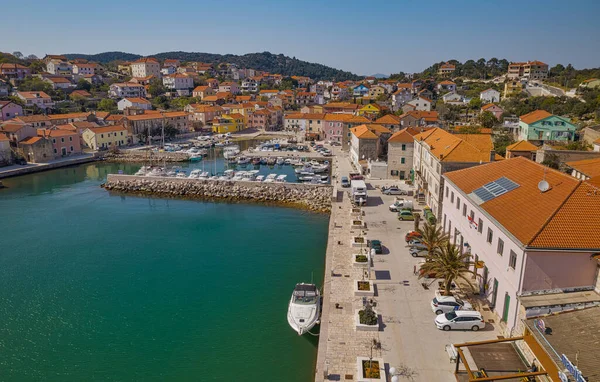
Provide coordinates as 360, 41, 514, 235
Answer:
315, 148, 500, 382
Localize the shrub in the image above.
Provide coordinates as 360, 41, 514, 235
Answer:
359, 304, 378, 325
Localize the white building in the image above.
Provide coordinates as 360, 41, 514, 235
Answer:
162, 73, 194, 96
16, 91, 55, 110
387, 128, 416, 180
72, 63, 100, 76
109, 83, 147, 99
391, 88, 412, 111
160, 66, 177, 76
117, 97, 152, 111
406, 96, 432, 111
130, 58, 161, 78
46, 61, 72, 75
480, 88, 501, 103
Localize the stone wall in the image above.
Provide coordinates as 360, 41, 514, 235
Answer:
102, 174, 333, 212
103, 151, 189, 163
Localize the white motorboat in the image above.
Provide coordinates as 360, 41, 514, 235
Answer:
176, 172, 187, 178
276, 157, 285, 165
312, 164, 329, 173
287, 283, 321, 336
135, 166, 150, 176
295, 164, 313, 174
275, 174, 287, 183
256, 175, 265, 182
237, 156, 251, 165
199, 171, 210, 179
146, 167, 167, 177
263, 174, 277, 183
189, 169, 202, 179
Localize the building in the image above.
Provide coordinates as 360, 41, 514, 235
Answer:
1, 122, 37, 146
241, 78, 259, 93
374, 114, 401, 131
507, 61, 548, 80
0, 79, 8, 96
505, 140, 539, 161
0, 63, 31, 80
504, 80, 523, 98
162, 73, 194, 96
18, 136, 54, 163
480, 88, 501, 103
322, 102, 359, 114
399, 110, 439, 128
44, 76, 72, 90
70, 90, 92, 100
357, 103, 383, 119
437, 80, 456, 92
82, 125, 128, 150
130, 58, 161, 78
352, 84, 369, 97
441, 91, 468, 105
109, 83, 147, 99
284, 113, 326, 140
387, 128, 418, 180
350, 124, 379, 171
296, 92, 317, 105
480, 103, 504, 120
124, 111, 190, 142
391, 87, 412, 111
46, 60, 72, 75
185, 104, 223, 125
72, 63, 101, 76
368, 85, 387, 98
0, 133, 12, 165
413, 127, 498, 218
0, 101, 23, 121
442, 157, 600, 334
211, 113, 245, 134
192, 86, 215, 99
38, 128, 82, 157
218, 82, 240, 95
579, 78, 600, 90
16, 91, 55, 111
565, 157, 600, 180
518, 110, 576, 142
406, 96, 432, 112
438, 62, 455, 76
117, 98, 152, 111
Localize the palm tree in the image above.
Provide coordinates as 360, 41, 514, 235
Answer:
419, 242, 477, 295
417, 222, 449, 258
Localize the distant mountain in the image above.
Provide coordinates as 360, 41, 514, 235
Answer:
370, 73, 388, 79
64, 51, 361, 81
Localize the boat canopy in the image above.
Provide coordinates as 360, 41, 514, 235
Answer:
293, 284, 318, 297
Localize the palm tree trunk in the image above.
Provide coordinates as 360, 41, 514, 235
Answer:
444, 279, 453, 295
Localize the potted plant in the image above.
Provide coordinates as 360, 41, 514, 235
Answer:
355, 302, 379, 331
352, 236, 366, 248
354, 279, 374, 297
351, 219, 365, 229
353, 254, 369, 267
350, 207, 362, 216
355, 357, 385, 381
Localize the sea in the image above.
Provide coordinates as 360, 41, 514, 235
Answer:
0, 159, 329, 381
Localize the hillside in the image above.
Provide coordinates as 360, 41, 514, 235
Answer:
64, 51, 361, 81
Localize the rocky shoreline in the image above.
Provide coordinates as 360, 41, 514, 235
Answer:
102, 175, 333, 213
102, 151, 189, 163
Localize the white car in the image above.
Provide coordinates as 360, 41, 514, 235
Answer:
430, 291, 472, 315
434, 311, 484, 331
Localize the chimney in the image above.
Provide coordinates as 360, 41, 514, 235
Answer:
490, 149, 496, 162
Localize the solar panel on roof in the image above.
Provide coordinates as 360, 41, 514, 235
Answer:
468, 177, 520, 205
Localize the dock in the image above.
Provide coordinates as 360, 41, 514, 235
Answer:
0, 154, 99, 179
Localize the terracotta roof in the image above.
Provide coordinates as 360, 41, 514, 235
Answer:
401, 110, 439, 122
71, 90, 92, 97
87, 125, 127, 134
123, 97, 151, 104
112, 82, 145, 88
520, 110, 552, 124
284, 113, 326, 120
439, 80, 455, 85
13, 115, 50, 123
259, 89, 279, 94
18, 91, 51, 99
324, 102, 360, 110
94, 111, 110, 120
367, 124, 391, 134
445, 157, 586, 247
20, 136, 43, 144
594, 138, 600, 145
47, 77, 71, 84
388, 129, 415, 143
193, 86, 211, 92
37, 128, 77, 137
348, 115, 371, 124
1, 123, 27, 133
132, 57, 159, 64
413, 128, 494, 163
481, 103, 502, 111
105, 115, 125, 122
351, 125, 378, 139
566, 158, 600, 178
48, 112, 90, 120
506, 140, 539, 152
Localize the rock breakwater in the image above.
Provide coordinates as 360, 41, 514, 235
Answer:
102, 175, 332, 212
103, 151, 189, 163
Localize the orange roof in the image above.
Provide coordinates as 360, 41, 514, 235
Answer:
375, 114, 400, 125
105, 115, 125, 122
133, 57, 159, 64
1, 123, 28, 133
87, 125, 127, 134
324, 102, 360, 110
259, 89, 279, 94
123, 97, 151, 104
388, 129, 415, 143
520, 110, 552, 124
402, 110, 439, 122
445, 157, 583, 247
47, 77, 71, 83
324, 113, 354, 122
284, 113, 326, 120
566, 158, 600, 178
71, 90, 92, 97
0, 133, 8, 142
367, 124, 391, 134
439, 80, 455, 85
193, 86, 211, 92
229, 113, 245, 119
18, 91, 51, 99
594, 138, 600, 145
506, 140, 539, 152
351, 125, 379, 139
20, 136, 43, 144
413, 128, 494, 163
48, 112, 91, 120
348, 115, 371, 124
37, 128, 77, 137
481, 103, 502, 111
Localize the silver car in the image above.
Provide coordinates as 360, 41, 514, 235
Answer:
430, 292, 472, 315
434, 311, 484, 331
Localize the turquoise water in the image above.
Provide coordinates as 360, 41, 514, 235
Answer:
0, 163, 328, 381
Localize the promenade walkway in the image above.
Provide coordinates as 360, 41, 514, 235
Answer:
0, 153, 97, 179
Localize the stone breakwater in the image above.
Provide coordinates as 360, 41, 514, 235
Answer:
103, 151, 189, 163
102, 174, 333, 212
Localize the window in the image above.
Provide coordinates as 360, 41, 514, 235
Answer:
462, 204, 467, 217
52, 138, 56, 143
450, 192, 454, 203
101, 134, 104, 138
401, 158, 405, 164
497, 238, 504, 256
443, 214, 447, 230
69, 136, 73, 141
456, 197, 460, 210
487, 228, 493, 244
509, 250, 517, 269
446, 187, 449, 197
61, 138, 64, 143
53, 148, 57, 153
478, 218, 483, 234
70, 146, 73, 152
401, 144, 406, 151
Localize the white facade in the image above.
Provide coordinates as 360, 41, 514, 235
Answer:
387, 140, 413, 180
284, 117, 307, 132
117, 98, 152, 111
161, 66, 176, 76
109, 83, 147, 99
163, 74, 194, 94
407, 97, 431, 111
480, 89, 501, 103
46, 61, 72, 75
241, 79, 258, 93
17, 92, 55, 110
413, 140, 444, 216
131, 60, 161, 78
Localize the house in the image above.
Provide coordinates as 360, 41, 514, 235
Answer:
413, 127, 498, 218
16, 91, 55, 110
130, 58, 161, 78
442, 157, 600, 335
417, 88, 434, 100
258, 89, 279, 98
44, 76, 72, 90
368, 85, 387, 98
0, 133, 12, 165
507, 61, 548, 80
283, 113, 326, 139
118, 98, 152, 111
109, 83, 147, 99
504, 80, 523, 98
38, 128, 82, 157
391, 87, 412, 111
70, 90, 92, 100
505, 140, 539, 161
72, 63, 102, 76
82, 125, 128, 150
211, 113, 245, 134
350, 124, 379, 171
518, 110, 576, 142
218, 82, 240, 95
163, 59, 180, 68
437, 80, 456, 92
442, 92, 468, 104
323, 102, 359, 114
81, 74, 103, 85
185, 104, 223, 125
241, 78, 259, 93
406, 96, 432, 112
192, 86, 215, 99
595, 138, 600, 152
1, 123, 37, 145
321, 114, 370, 148
480, 103, 504, 120
0, 101, 23, 121
18, 136, 54, 163
374, 114, 401, 131
438, 62, 455, 76
162, 73, 194, 96
0, 79, 8, 96
565, 157, 600, 180
296, 91, 317, 105
352, 84, 369, 97
579, 78, 600, 90
130, 75, 155, 86
358, 103, 382, 119
124, 111, 190, 142
46, 60, 73, 75
0, 63, 31, 80
387, 128, 420, 180
42, 54, 67, 63
161, 66, 176, 76
480, 88, 501, 103
399, 110, 440, 128
248, 108, 282, 131
329, 85, 349, 101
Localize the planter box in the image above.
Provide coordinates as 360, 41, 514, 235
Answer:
356, 357, 386, 382
354, 280, 374, 297
353, 255, 369, 267
351, 219, 366, 230
350, 208, 362, 217
355, 309, 380, 332
352, 236, 367, 248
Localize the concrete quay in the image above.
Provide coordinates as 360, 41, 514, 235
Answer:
0, 153, 99, 179
315, 148, 500, 381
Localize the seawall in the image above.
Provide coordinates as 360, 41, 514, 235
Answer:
0, 154, 99, 179
103, 151, 190, 163
102, 174, 334, 212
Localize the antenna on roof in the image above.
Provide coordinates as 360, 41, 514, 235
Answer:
538, 168, 550, 193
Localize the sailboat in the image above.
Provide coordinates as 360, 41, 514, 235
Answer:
287, 283, 321, 336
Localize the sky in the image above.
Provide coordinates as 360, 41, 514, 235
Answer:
2, 0, 599, 75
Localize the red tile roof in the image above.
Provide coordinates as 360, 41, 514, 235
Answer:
520, 110, 552, 124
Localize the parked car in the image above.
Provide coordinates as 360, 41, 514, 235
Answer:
430, 291, 473, 315
434, 311, 484, 331
405, 231, 422, 242
398, 210, 415, 221
389, 199, 413, 212
382, 187, 407, 196
368, 239, 382, 254
409, 248, 428, 257
341, 177, 350, 188
417, 259, 437, 278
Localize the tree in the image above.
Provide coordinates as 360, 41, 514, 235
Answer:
26, 54, 39, 60
148, 79, 166, 97
478, 111, 497, 129
493, 133, 515, 157
418, 242, 477, 295
19, 76, 52, 93
98, 98, 117, 113
417, 222, 449, 258
75, 79, 92, 91
468, 97, 482, 110
541, 153, 560, 170
12, 51, 23, 59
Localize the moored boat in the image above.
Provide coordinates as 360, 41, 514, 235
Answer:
287, 283, 321, 336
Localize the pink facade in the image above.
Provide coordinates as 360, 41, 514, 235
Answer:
43, 130, 82, 157
323, 120, 344, 143
0, 102, 23, 121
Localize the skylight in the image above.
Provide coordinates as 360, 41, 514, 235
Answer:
469, 177, 519, 204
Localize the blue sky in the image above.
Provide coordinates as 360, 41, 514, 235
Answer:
3, 0, 599, 75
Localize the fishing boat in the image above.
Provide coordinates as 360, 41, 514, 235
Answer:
135, 166, 151, 176
295, 164, 313, 174
287, 283, 321, 336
